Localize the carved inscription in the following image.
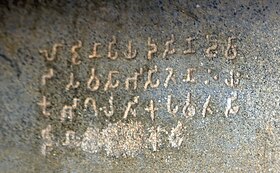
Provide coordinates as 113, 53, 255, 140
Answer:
41, 125, 53, 156
71, 40, 82, 65
38, 96, 51, 117
104, 71, 119, 91
163, 34, 175, 59
84, 97, 98, 116
224, 92, 240, 117
202, 95, 212, 117
144, 66, 160, 90
124, 40, 137, 59
61, 98, 79, 122
123, 96, 139, 119
38, 34, 241, 157
108, 36, 118, 60
89, 43, 101, 59
41, 68, 54, 86
66, 73, 80, 91
145, 100, 158, 121
39, 43, 62, 61
87, 68, 100, 91
125, 68, 143, 90
103, 94, 114, 117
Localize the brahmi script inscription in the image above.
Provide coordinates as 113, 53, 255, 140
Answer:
38, 34, 241, 157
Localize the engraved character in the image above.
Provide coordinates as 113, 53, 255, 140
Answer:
61, 98, 79, 122
205, 35, 218, 58
66, 73, 80, 91
39, 43, 63, 61
202, 95, 213, 117
38, 96, 51, 117
104, 71, 120, 91
41, 68, 54, 86
224, 91, 240, 117
168, 121, 184, 148
162, 34, 175, 58
71, 40, 82, 65
123, 96, 139, 119
225, 69, 240, 88
123, 40, 137, 59
144, 66, 160, 90
182, 93, 196, 118
89, 43, 102, 59
147, 37, 157, 60
145, 100, 158, 121
102, 94, 114, 117
62, 130, 80, 147
41, 124, 53, 156
184, 68, 196, 83
87, 68, 100, 91
108, 36, 118, 60
147, 126, 167, 152
84, 97, 98, 116
164, 67, 176, 88
125, 68, 143, 90
183, 37, 196, 54
167, 95, 178, 116
225, 36, 237, 60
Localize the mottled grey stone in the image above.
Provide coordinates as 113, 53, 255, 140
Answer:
0, 0, 279, 172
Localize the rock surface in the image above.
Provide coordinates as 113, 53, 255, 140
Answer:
0, 1, 279, 172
